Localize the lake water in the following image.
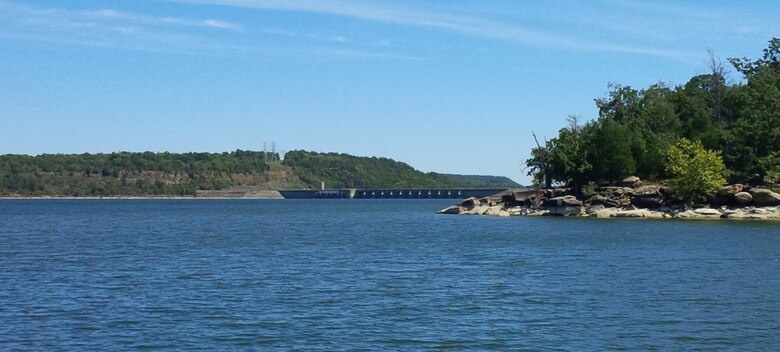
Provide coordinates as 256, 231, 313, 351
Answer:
1, 199, 779, 351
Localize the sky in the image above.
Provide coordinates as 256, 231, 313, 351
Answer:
1, 1, 778, 184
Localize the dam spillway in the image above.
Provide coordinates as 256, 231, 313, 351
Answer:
278, 188, 509, 199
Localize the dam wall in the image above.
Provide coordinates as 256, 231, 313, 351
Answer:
278, 188, 508, 199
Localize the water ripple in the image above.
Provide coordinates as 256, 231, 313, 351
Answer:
1, 199, 780, 350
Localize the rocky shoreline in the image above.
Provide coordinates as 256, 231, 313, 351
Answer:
439, 177, 780, 220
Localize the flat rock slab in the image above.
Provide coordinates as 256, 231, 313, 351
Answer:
676, 209, 722, 219
614, 209, 651, 218
694, 208, 722, 216
438, 205, 462, 214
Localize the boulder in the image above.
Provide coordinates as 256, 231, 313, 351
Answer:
501, 194, 514, 204
733, 192, 753, 205
463, 205, 489, 215
725, 207, 780, 220
459, 197, 480, 209
621, 176, 642, 188
675, 209, 721, 219
543, 195, 582, 208
507, 207, 526, 216
541, 188, 572, 199
614, 209, 651, 218
645, 211, 667, 219
723, 209, 745, 219
502, 190, 535, 206
485, 205, 508, 217
765, 210, 780, 220
478, 197, 496, 206
595, 207, 620, 218
586, 204, 605, 214
750, 189, 780, 206
527, 209, 550, 216
602, 186, 624, 196
438, 205, 462, 214
631, 196, 665, 209
546, 206, 583, 216
561, 196, 583, 206
633, 185, 661, 196
710, 194, 732, 206
694, 208, 722, 216
750, 208, 769, 215
512, 190, 534, 202
717, 184, 744, 197
587, 195, 619, 207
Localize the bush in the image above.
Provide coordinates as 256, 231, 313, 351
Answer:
665, 138, 727, 204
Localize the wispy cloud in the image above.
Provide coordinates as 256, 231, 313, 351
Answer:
258, 27, 390, 47
0, 1, 411, 59
203, 19, 241, 31
0, 1, 246, 55
572, 0, 780, 44
170, 0, 702, 60
0, 1, 242, 32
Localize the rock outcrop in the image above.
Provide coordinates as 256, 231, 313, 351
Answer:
439, 176, 780, 221
621, 176, 642, 188
734, 192, 753, 205
750, 188, 780, 206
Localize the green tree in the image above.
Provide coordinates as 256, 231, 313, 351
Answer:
665, 138, 727, 204
593, 83, 678, 180
725, 37, 780, 182
546, 116, 592, 191
587, 118, 636, 182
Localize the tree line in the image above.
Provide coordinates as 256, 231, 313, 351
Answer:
282, 150, 497, 189
526, 38, 780, 200
0, 149, 519, 196
0, 150, 273, 196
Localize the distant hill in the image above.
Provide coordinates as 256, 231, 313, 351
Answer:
283, 150, 475, 189
0, 150, 304, 196
432, 173, 522, 188
0, 150, 516, 196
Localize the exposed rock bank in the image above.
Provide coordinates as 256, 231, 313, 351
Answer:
439, 177, 780, 220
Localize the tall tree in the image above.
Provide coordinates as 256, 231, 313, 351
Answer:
726, 37, 780, 182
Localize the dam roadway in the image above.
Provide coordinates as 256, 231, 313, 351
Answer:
278, 188, 510, 199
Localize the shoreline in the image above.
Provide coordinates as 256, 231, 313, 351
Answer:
0, 196, 283, 200
441, 202, 780, 220
439, 182, 780, 220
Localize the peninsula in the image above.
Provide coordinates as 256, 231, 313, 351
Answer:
441, 38, 780, 220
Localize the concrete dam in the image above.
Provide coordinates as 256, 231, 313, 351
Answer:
278, 188, 508, 199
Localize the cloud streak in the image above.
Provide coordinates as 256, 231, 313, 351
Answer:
0, 1, 248, 55
170, 0, 701, 60
0, 1, 412, 59
0, 1, 242, 32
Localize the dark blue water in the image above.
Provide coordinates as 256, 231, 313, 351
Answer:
1, 200, 779, 351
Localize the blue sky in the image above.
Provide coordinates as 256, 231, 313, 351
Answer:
1, 0, 778, 184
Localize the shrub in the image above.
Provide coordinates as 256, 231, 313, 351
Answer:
666, 138, 727, 204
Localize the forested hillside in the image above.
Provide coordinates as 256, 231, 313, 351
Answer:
431, 173, 522, 188
0, 150, 293, 196
527, 38, 780, 196
0, 150, 514, 196
282, 151, 494, 189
